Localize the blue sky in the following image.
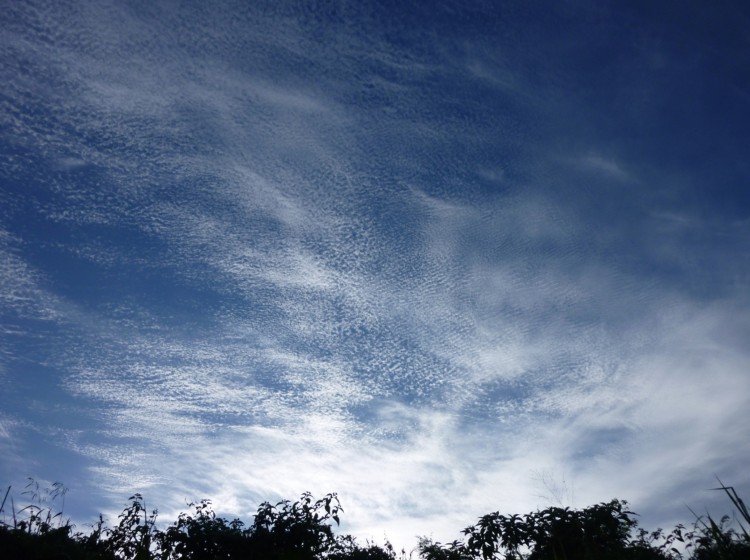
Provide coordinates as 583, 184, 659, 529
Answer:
1, 0, 749, 550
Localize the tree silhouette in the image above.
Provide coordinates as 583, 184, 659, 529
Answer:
2, 479, 749, 559
419, 500, 672, 560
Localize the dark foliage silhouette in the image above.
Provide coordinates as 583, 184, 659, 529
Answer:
418, 499, 671, 560
418, 483, 750, 560
1, 478, 748, 560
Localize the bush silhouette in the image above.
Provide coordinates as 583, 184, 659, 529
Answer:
2, 478, 749, 559
419, 499, 671, 560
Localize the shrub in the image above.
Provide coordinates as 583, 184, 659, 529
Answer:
2, 477, 748, 560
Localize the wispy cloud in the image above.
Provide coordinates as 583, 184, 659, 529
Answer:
1, 1, 749, 553
577, 154, 630, 180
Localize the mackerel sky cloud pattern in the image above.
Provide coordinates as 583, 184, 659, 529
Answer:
1, 0, 749, 549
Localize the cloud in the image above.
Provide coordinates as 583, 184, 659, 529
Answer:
0, 231, 59, 323
2, 1, 749, 554
577, 154, 630, 180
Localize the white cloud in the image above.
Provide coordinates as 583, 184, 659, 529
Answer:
2, 2, 749, 555
576, 153, 630, 180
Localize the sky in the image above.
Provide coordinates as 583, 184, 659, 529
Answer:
1, 0, 750, 551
